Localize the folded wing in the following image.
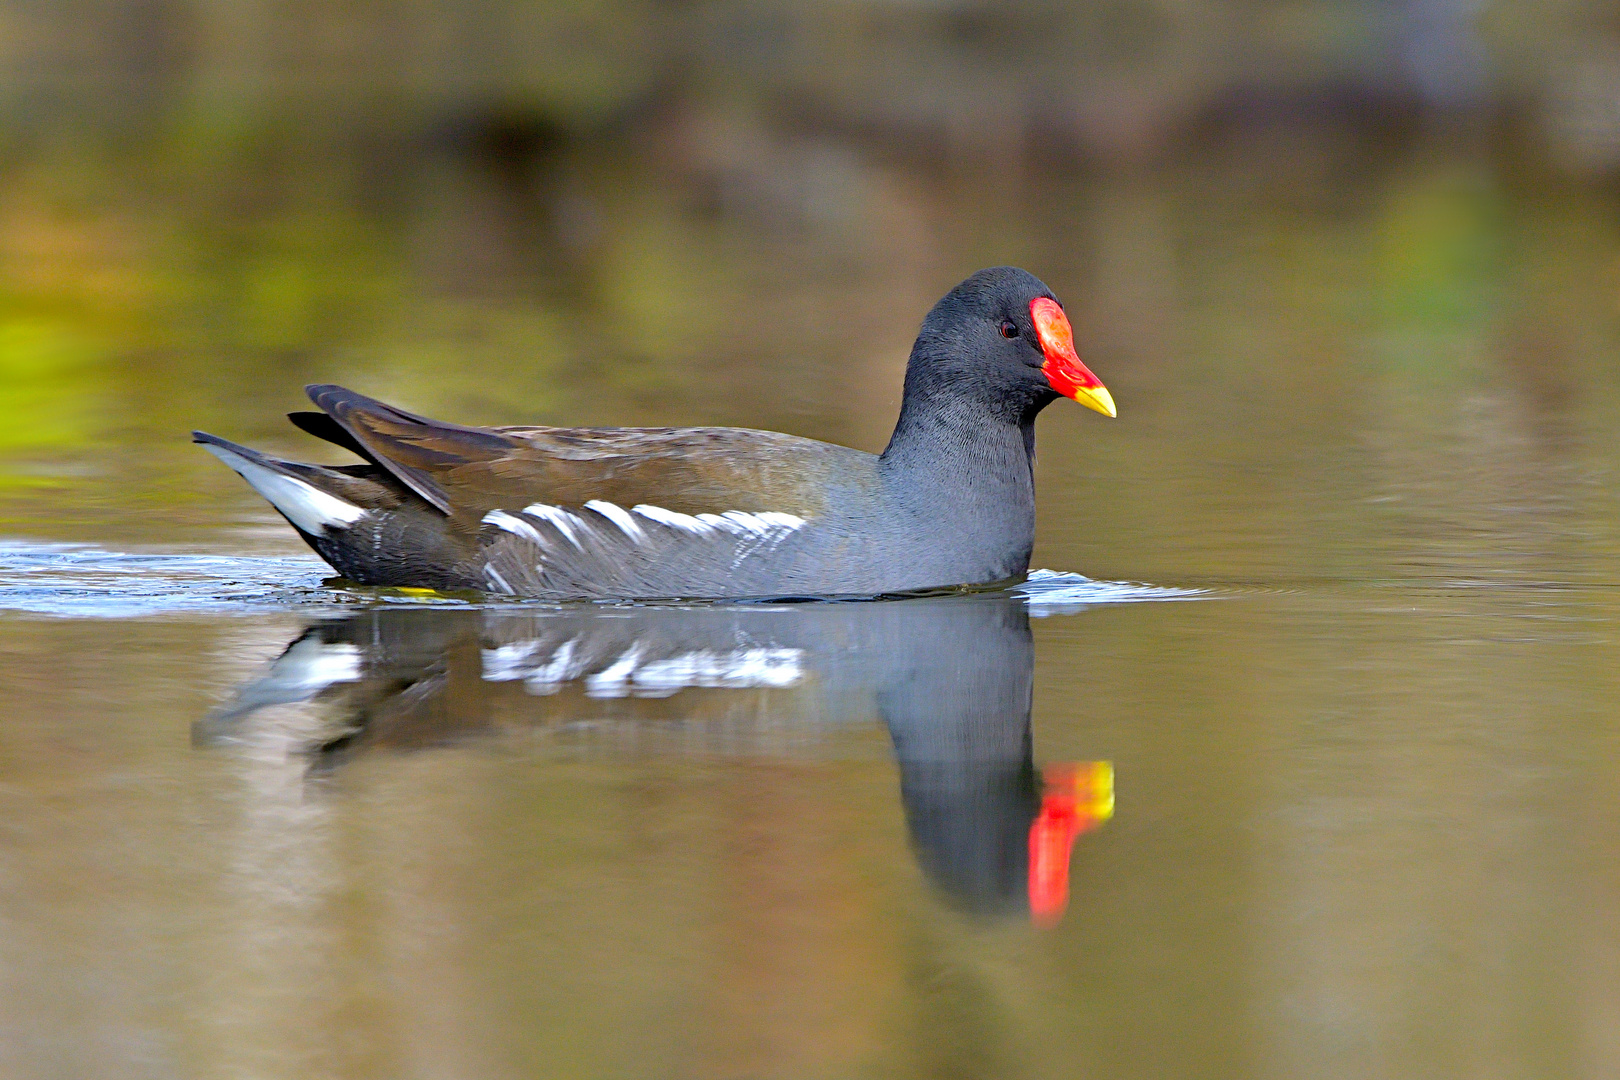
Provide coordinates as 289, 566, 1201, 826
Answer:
296, 384, 850, 597
478, 501, 810, 597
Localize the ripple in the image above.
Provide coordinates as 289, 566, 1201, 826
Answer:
1014, 569, 1208, 614
0, 542, 336, 618
0, 543, 1208, 619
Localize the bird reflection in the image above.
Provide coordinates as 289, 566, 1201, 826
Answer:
199, 594, 1111, 923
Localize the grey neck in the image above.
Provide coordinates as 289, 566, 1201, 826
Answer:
878, 399, 1038, 582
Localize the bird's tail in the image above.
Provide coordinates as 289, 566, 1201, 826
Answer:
192, 431, 368, 536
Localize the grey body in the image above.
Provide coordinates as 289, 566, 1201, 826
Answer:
473, 418, 1037, 599
194, 267, 1079, 600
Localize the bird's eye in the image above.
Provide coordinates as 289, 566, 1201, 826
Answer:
999, 321, 1019, 339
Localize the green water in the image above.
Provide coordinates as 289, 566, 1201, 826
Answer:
4, 132, 1620, 1079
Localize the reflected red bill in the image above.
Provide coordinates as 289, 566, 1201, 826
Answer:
1029, 760, 1115, 927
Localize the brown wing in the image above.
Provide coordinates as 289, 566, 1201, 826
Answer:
304, 384, 841, 530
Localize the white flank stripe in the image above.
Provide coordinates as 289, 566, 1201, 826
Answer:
585, 500, 647, 542
522, 503, 586, 548
756, 511, 807, 531
632, 504, 716, 535
483, 509, 545, 548
484, 566, 515, 595
204, 444, 366, 534
717, 510, 808, 540
722, 511, 771, 537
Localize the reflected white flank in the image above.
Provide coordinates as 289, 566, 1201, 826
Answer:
480, 639, 805, 698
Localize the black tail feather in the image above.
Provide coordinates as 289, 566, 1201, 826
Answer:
302, 383, 516, 515
288, 411, 373, 461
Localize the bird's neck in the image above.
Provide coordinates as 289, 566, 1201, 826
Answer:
878, 393, 1039, 575
881, 382, 1039, 483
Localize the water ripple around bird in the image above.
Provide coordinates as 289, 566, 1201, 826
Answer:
0, 542, 1209, 619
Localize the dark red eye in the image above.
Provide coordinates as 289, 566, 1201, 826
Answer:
999, 321, 1019, 339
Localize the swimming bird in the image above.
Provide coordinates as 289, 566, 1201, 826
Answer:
193, 266, 1115, 599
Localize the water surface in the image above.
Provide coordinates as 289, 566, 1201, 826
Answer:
4, 129, 1620, 1079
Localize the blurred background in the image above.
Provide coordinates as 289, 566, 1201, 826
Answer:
7, 5, 1620, 1080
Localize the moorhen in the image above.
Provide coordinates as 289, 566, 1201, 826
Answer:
194, 266, 1114, 599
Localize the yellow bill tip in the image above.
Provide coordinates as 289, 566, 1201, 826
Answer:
1073, 384, 1116, 418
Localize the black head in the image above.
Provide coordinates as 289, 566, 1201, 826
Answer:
903, 267, 1114, 424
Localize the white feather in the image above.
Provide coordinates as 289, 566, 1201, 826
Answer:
203, 444, 366, 534
720, 510, 807, 538
584, 500, 647, 542
522, 503, 586, 548
722, 511, 770, 538
483, 510, 545, 549
484, 566, 515, 595
632, 504, 717, 535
